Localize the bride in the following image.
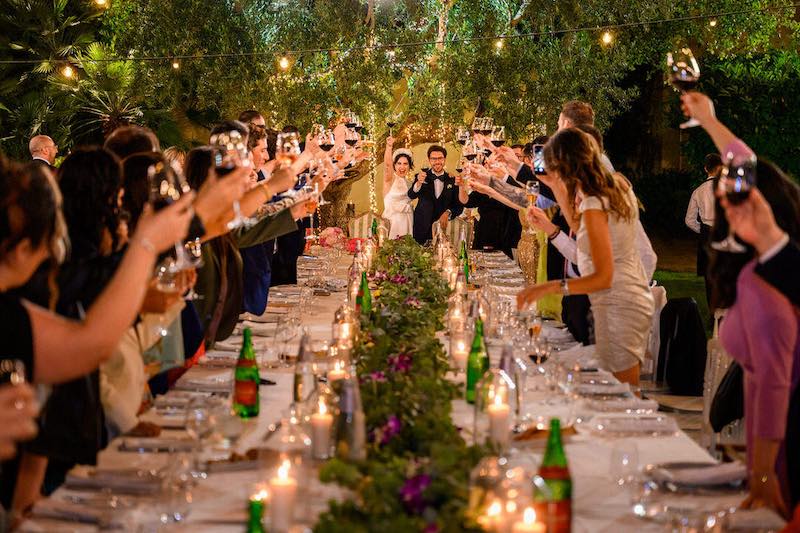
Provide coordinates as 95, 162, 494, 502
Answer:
382, 136, 414, 238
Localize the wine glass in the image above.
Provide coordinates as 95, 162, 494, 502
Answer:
490, 126, 506, 148
153, 260, 180, 337
148, 161, 196, 271
344, 127, 359, 148
386, 112, 401, 136
317, 128, 335, 153
481, 117, 495, 136
711, 152, 757, 253
353, 114, 364, 133
525, 181, 539, 208
276, 132, 302, 168
183, 238, 204, 301
666, 47, 701, 129
343, 109, 358, 129
456, 126, 470, 146
184, 398, 217, 480
610, 441, 640, 489
303, 183, 318, 242
210, 130, 252, 230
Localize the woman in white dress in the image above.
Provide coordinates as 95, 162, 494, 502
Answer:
516, 128, 654, 386
382, 136, 414, 239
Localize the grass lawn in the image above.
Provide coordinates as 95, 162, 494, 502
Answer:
653, 270, 711, 334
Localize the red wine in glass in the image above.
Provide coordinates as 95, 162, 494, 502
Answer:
670, 76, 699, 92
465, 153, 477, 162
320, 143, 334, 152
491, 139, 505, 147
726, 189, 751, 205
345, 139, 358, 147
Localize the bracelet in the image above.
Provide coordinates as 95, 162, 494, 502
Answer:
135, 237, 156, 254
547, 228, 561, 240
560, 278, 570, 296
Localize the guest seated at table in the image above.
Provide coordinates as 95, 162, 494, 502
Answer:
515, 128, 654, 387
684, 91, 800, 516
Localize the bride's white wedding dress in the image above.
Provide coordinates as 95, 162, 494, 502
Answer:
382, 174, 413, 239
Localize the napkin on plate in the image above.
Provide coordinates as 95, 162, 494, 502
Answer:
576, 382, 631, 396
30, 500, 108, 526
65, 467, 164, 494
117, 437, 195, 454
583, 397, 659, 413
651, 461, 747, 486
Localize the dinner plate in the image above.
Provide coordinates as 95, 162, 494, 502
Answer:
575, 413, 679, 437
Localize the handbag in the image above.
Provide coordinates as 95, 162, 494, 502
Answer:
709, 361, 744, 433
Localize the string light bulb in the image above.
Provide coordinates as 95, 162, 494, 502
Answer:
278, 56, 290, 70
171, 59, 180, 70
709, 18, 718, 27
95, 0, 108, 6
601, 31, 614, 46
494, 39, 504, 49
61, 64, 75, 78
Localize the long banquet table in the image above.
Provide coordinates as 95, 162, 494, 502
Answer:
21, 250, 784, 532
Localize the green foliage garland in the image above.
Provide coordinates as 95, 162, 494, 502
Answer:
316, 236, 486, 533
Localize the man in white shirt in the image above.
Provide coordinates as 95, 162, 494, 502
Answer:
685, 153, 722, 301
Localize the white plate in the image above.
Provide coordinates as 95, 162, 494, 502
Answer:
575, 413, 679, 437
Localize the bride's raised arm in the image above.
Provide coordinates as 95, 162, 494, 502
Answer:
383, 136, 395, 193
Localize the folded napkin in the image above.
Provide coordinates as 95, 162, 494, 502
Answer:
118, 437, 195, 454
650, 461, 747, 486
65, 467, 164, 494
576, 382, 631, 396
30, 500, 108, 526
583, 397, 659, 413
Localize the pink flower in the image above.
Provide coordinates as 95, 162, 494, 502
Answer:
388, 353, 413, 373
403, 296, 422, 308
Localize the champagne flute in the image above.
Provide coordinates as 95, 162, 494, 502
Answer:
525, 180, 539, 208
303, 183, 318, 242
183, 238, 204, 301
210, 130, 252, 230
184, 398, 216, 480
666, 48, 701, 129
711, 152, 756, 253
153, 260, 180, 337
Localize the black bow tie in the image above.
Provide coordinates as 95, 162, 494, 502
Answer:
432, 175, 445, 181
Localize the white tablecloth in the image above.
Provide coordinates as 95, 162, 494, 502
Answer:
22, 253, 782, 532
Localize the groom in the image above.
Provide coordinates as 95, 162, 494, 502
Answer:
408, 145, 463, 244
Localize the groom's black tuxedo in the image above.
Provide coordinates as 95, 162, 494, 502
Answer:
407, 170, 463, 244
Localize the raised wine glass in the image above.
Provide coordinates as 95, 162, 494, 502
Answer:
456, 126, 470, 146
317, 128, 335, 154
710, 152, 756, 253
525, 181, 540, 233
210, 130, 252, 229
386, 112, 401, 136
490, 126, 506, 148
666, 47, 701, 129
183, 238, 204, 301
471, 117, 483, 136
276, 131, 302, 167
303, 182, 318, 242
480, 117, 495, 136
148, 161, 196, 272
343, 109, 358, 130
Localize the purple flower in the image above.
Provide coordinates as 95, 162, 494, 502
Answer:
423, 524, 439, 533
404, 296, 422, 308
388, 353, 413, 373
399, 473, 432, 514
390, 274, 408, 284
369, 271, 388, 282
367, 370, 387, 383
380, 415, 402, 445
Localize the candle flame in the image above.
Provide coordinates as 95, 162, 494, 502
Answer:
506, 500, 517, 514
318, 397, 327, 415
487, 500, 502, 517
493, 389, 504, 407
252, 488, 270, 501
277, 459, 291, 479
523, 507, 536, 524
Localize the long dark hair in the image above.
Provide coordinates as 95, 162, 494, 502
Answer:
708, 158, 800, 309
185, 146, 214, 190
544, 128, 633, 222
58, 147, 122, 259
121, 152, 162, 233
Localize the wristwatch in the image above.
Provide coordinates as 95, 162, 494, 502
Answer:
560, 278, 570, 296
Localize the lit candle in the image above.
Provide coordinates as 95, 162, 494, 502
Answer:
268, 459, 297, 531
487, 391, 511, 447
311, 398, 333, 459
484, 499, 508, 532
450, 336, 469, 371
327, 360, 347, 382
512, 507, 545, 533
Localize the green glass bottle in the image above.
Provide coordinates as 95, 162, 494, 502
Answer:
534, 418, 572, 533
459, 239, 469, 284
246, 497, 265, 533
371, 218, 378, 237
233, 328, 260, 419
465, 318, 489, 404
355, 271, 372, 315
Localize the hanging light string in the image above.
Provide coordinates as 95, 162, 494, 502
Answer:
2, 3, 798, 66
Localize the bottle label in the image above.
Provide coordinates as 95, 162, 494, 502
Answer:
235, 380, 258, 406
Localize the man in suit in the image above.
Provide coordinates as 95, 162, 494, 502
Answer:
408, 145, 464, 244
28, 135, 57, 172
